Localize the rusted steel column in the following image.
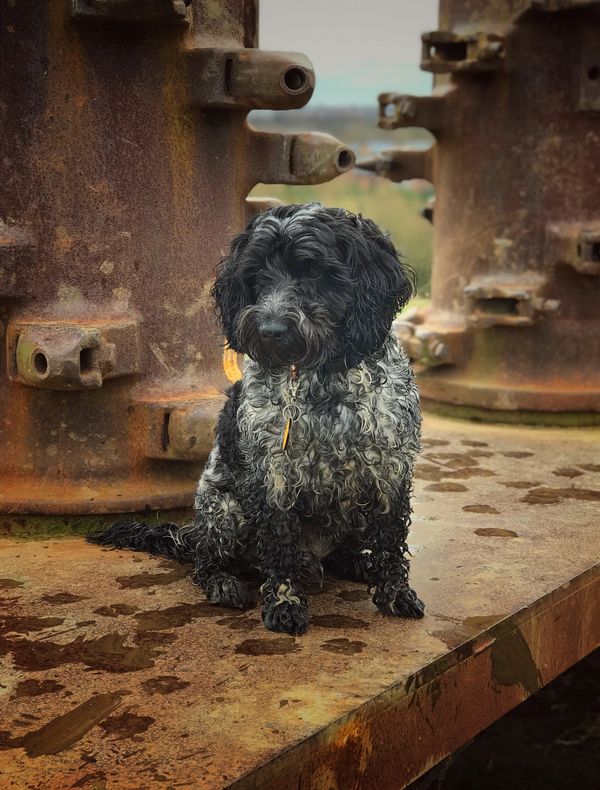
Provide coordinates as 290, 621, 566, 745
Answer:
0, 0, 354, 516
366, 0, 600, 421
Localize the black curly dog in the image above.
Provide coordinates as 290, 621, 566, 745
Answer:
89, 203, 425, 635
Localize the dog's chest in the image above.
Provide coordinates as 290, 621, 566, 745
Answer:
238, 355, 419, 512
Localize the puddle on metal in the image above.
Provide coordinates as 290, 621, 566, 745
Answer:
463, 505, 500, 514
141, 676, 191, 695
475, 528, 519, 538
321, 638, 367, 655
521, 487, 600, 505
40, 593, 88, 605
311, 614, 369, 629
235, 637, 301, 656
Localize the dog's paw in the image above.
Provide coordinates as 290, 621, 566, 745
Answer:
204, 573, 252, 610
373, 585, 425, 619
262, 600, 310, 636
261, 579, 309, 635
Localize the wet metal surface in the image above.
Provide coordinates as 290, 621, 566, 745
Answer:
0, 415, 598, 789
369, 0, 600, 418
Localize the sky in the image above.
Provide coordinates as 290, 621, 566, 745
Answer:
259, 0, 438, 106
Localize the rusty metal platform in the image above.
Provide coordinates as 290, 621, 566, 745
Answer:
1, 414, 599, 790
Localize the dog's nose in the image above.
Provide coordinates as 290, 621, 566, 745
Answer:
258, 319, 287, 341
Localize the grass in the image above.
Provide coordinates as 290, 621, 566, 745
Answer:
250, 171, 434, 297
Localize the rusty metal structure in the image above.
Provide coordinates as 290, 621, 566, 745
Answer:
362, 0, 600, 421
0, 0, 354, 518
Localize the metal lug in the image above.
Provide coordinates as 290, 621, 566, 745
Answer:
378, 93, 448, 133
187, 49, 315, 111
421, 31, 505, 73
357, 146, 435, 184
464, 276, 559, 328
251, 132, 354, 186
142, 395, 224, 461
547, 222, 600, 275
70, 0, 190, 24
7, 318, 140, 390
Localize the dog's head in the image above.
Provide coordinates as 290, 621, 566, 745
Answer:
212, 203, 415, 371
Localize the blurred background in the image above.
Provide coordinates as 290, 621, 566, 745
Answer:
250, 0, 438, 299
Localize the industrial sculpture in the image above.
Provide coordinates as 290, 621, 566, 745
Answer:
0, 0, 354, 520
361, 0, 600, 422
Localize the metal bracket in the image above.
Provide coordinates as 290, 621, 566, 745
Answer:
187, 49, 315, 111
0, 222, 36, 299
142, 394, 223, 460
464, 276, 560, 328
357, 146, 435, 184
250, 132, 354, 186
547, 222, 600, 274
378, 92, 448, 133
421, 31, 505, 74
70, 0, 190, 25
7, 318, 140, 390
394, 314, 467, 367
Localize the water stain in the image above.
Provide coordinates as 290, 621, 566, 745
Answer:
424, 452, 480, 467
312, 614, 369, 629
521, 487, 600, 505
12, 679, 65, 698
141, 676, 191, 695
0, 579, 24, 590
0, 631, 166, 674
71, 771, 107, 788
134, 602, 223, 632
579, 463, 600, 473
463, 504, 500, 514
501, 481, 541, 489
492, 628, 541, 695
337, 589, 369, 602
552, 468, 583, 479
463, 614, 507, 630
321, 638, 367, 655
75, 620, 97, 628
99, 712, 154, 738
1, 616, 64, 635
235, 637, 300, 656
421, 438, 450, 447
475, 528, 518, 538
501, 451, 534, 459
425, 482, 468, 493
116, 566, 190, 589
461, 440, 489, 448
215, 616, 260, 631
41, 592, 87, 605
416, 465, 495, 483
0, 693, 121, 756
93, 604, 138, 618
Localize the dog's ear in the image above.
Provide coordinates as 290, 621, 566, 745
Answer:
211, 215, 260, 351
340, 214, 416, 365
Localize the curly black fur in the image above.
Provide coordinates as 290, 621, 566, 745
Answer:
88, 203, 424, 635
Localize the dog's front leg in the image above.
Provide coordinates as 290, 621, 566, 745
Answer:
256, 509, 309, 636
369, 486, 425, 619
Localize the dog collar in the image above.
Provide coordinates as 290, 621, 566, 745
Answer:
281, 364, 299, 450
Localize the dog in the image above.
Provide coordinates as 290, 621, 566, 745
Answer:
88, 203, 425, 635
